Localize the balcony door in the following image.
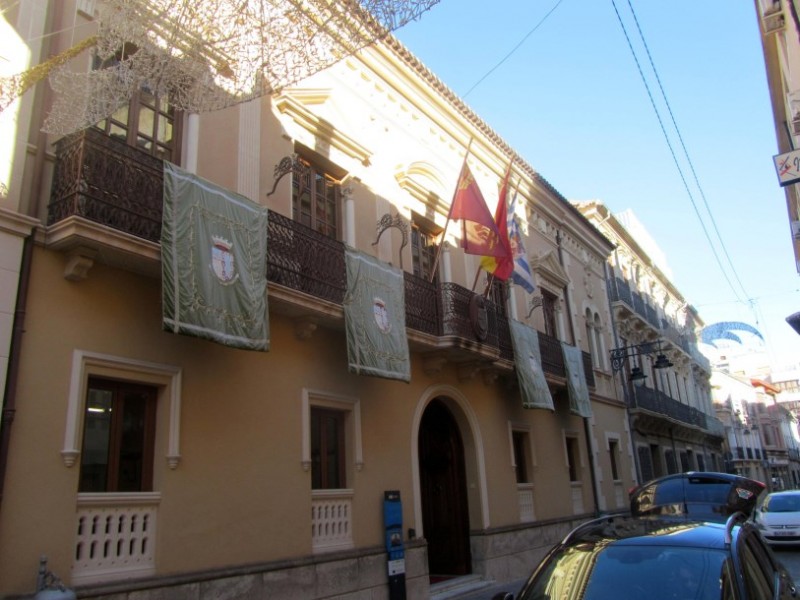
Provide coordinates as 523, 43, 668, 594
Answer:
418, 399, 471, 579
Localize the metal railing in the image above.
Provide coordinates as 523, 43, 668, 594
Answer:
48, 129, 594, 385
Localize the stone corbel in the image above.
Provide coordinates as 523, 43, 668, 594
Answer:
423, 352, 448, 376
64, 247, 97, 281
294, 318, 318, 340
458, 361, 484, 382
481, 368, 499, 385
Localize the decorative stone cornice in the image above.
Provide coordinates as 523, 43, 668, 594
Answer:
275, 92, 373, 166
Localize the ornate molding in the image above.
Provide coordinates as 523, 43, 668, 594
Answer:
275, 93, 372, 166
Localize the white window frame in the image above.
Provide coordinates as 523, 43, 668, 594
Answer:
605, 433, 622, 482
62, 350, 182, 470
301, 388, 363, 474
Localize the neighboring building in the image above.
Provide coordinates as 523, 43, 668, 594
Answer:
769, 365, 800, 486
712, 371, 770, 483
0, 3, 632, 599
752, 378, 800, 489
575, 201, 725, 483
754, 0, 800, 272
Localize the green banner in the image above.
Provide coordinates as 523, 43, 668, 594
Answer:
161, 163, 269, 351
561, 342, 592, 417
344, 248, 410, 382
508, 319, 554, 410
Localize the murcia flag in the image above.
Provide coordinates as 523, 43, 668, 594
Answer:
448, 162, 509, 258
161, 163, 269, 351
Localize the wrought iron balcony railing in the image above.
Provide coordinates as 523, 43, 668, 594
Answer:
47, 128, 594, 386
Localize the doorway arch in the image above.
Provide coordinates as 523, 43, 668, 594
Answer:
411, 385, 489, 578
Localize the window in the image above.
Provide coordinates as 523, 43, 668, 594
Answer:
541, 288, 559, 338
608, 439, 620, 481
79, 378, 157, 493
292, 156, 341, 239
740, 534, 775, 598
310, 407, 346, 490
638, 445, 654, 482
93, 47, 182, 163
665, 449, 678, 474
680, 451, 691, 472
512, 430, 531, 484
566, 436, 580, 482
411, 219, 439, 282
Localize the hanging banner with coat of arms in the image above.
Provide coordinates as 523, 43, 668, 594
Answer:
344, 248, 410, 382
561, 342, 592, 417
508, 319, 555, 410
161, 162, 269, 351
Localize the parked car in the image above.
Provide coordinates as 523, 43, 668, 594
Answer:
629, 471, 765, 521
492, 512, 796, 600
491, 473, 780, 600
753, 489, 800, 546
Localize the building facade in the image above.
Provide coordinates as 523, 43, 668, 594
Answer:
575, 201, 725, 484
0, 2, 635, 598
754, 0, 800, 272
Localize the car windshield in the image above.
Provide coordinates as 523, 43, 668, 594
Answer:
763, 493, 800, 512
519, 543, 729, 600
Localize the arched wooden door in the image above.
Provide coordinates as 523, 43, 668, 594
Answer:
418, 399, 471, 577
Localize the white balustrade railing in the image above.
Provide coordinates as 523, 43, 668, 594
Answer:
311, 489, 354, 552
73, 493, 160, 585
517, 484, 535, 522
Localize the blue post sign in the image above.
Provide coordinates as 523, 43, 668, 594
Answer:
383, 490, 406, 600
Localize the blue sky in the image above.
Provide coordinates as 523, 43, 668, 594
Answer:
395, 0, 800, 367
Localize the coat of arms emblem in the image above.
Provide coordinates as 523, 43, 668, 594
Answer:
211, 235, 239, 285
373, 297, 392, 334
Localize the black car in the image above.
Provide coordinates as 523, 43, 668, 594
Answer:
492, 473, 784, 600
494, 512, 796, 600
629, 471, 765, 521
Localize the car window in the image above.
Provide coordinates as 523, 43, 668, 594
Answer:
519, 544, 728, 600
763, 493, 800, 512
740, 535, 775, 598
721, 559, 736, 600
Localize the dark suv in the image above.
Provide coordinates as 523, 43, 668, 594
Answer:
493, 473, 790, 600
496, 512, 796, 599
629, 471, 766, 521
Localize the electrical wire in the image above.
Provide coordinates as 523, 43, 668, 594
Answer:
610, 0, 750, 308
621, 0, 752, 304
462, 0, 566, 98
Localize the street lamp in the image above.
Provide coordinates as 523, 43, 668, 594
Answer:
609, 340, 674, 383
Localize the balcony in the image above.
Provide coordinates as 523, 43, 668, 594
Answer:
629, 385, 721, 439
47, 128, 594, 386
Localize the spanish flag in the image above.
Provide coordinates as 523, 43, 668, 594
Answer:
479, 164, 514, 279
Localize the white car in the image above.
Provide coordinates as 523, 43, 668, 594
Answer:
753, 490, 800, 546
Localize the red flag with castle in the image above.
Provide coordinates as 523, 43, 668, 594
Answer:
448, 162, 509, 258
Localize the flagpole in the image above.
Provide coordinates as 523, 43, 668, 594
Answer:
429, 137, 473, 282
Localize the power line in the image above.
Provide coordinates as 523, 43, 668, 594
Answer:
622, 0, 751, 304
462, 0, 566, 98
610, 0, 750, 306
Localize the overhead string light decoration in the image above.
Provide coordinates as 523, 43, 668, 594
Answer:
30, 0, 439, 134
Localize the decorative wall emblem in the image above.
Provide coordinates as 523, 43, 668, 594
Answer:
470, 295, 488, 341
373, 297, 392, 333
211, 235, 239, 285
